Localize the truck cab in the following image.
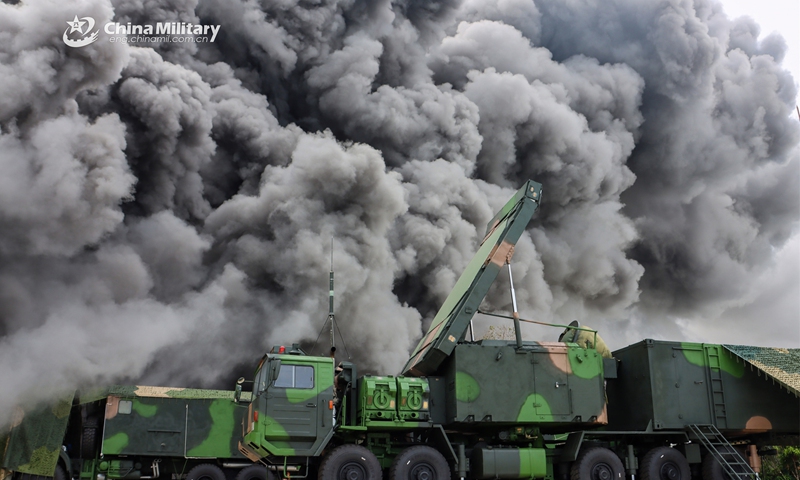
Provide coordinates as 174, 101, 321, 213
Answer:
240, 345, 335, 461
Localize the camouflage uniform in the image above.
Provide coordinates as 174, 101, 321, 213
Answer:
559, 322, 612, 358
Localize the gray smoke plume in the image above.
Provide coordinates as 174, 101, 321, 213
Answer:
1, 0, 798, 423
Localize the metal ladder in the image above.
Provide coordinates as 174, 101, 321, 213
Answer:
687, 424, 757, 479
704, 346, 728, 429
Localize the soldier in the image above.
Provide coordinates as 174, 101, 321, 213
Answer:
559, 321, 613, 358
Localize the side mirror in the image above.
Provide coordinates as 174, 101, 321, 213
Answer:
270, 359, 282, 382
233, 377, 245, 403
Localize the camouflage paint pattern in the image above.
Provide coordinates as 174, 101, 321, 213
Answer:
472, 447, 548, 479
1, 386, 257, 480
403, 181, 543, 376
443, 340, 607, 430
606, 339, 800, 436
0, 395, 73, 477
100, 385, 252, 460
241, 354, 335, 460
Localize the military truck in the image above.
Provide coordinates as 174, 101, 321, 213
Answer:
236, 181, 799, 480
3, 180, 798, 480
0, 386, 267, 480
238, 342, 798, 480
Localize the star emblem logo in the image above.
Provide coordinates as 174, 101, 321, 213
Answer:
62, 15, 99, 48
66, 15, 86, 34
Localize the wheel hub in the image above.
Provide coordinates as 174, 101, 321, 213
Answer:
660, 462, 681, 480
410, 463, 434, 480
591, 463, 614, 480
340, 462, 367, 480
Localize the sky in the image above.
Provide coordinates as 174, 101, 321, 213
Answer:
686, 0, 800, 348
720, 0, 800, 83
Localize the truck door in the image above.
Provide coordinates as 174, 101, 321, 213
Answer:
670, 345, 713, 426
242, 356, 335, 460
265, 363, 318, 444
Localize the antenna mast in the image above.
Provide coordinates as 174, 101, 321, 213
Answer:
329, 239, 336, 359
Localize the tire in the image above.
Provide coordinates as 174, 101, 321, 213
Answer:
701, 454, 748, 480
187, 464, 226, 480
54, 465, 68, 480
235, 465, 276, 480
80, 426, 98, 459
318, 444, 382, 480
80, 415, 100, 459
640, 447, 691, 480
18, 465, 68, 480
702, 455, 725, 480
570, 447, 625, 480
389, 446, 450, 480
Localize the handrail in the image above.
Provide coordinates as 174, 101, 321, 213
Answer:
476, 310, 599, 346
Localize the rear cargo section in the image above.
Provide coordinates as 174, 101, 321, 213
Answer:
102, 386, 249, 458
606, 339, 800, 435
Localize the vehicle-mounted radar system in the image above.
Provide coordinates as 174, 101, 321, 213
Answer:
403, 180, 542, 376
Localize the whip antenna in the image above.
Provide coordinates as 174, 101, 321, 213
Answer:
329, 239, 336, 358
312, 238, 350, 360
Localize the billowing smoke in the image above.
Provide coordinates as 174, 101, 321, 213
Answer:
1, 0, 797, 422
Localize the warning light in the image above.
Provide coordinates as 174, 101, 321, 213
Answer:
279, 346, 286, 353
254, 411, 259, 422
328, 400, 334, 410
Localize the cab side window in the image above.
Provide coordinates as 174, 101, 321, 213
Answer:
274, 365, 314, 389
295, 366, 314, 388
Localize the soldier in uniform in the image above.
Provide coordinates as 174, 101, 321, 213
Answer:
558, 320, 613, 358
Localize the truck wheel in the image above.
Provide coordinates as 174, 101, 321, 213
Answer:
640, 447, 690, 480
570, 447, 624, 480
319, 445, 382, 480
389, 446, 450, 480
16, 466, 67, 480
54, 464, 68, 480
235, 464, 276, 480
701, 454, 744, 480
80, 426, 98, 459
187, 464, 226, 480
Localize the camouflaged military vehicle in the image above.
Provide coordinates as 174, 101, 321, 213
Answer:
237, 181, 799, 480
3, 180, 798, 480
0, 386, 266, 480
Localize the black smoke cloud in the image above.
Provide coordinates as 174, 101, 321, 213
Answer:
0, 0, 797, 420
